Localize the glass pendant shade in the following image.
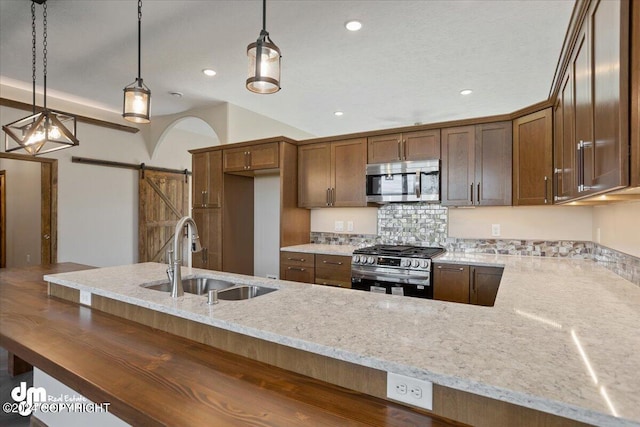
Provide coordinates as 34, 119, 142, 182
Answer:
123, 78, 151, 123
246, 38, 281, 94
3, 110, 79, 155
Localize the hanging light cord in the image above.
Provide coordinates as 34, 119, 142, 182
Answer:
42, 0, 48, 111
262, 0, 266, 31
31, 1, 36, 115
137, 0, 142, 83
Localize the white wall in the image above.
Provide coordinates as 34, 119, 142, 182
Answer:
448, 205, 593, 241
310, 208, 378, 234
254, 173, 280, 278
592, 201, 640, 257
226, 104, 315, 143
0, 159, 41, 267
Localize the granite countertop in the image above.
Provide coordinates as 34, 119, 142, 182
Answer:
44, 254, 640, 427
280, 243, 359, 256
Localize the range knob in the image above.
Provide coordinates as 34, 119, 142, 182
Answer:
411, 259, 420, 268
352, 255, 360, 264
420, 259, 429, 269
367, 256, 376, 264
400, 259, 411, 267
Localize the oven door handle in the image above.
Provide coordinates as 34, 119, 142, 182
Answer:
351, 269, 431, 284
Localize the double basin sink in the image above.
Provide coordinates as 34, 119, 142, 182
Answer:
142, 277, 276, 301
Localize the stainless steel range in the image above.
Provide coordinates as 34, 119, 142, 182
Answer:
351, 245, 445, 298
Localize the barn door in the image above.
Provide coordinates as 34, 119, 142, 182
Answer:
138, 170, 189, 263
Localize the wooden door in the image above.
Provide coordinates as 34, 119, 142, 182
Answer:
470, 266, 503, 307
433, 263, 470, 304
138, 170, 189, 263
441, 126, 475, 206
513, 109, 553, 205
247, 143, 279, 170
192, 208, 222, 270
368, 134, 402, 163
298, 143, 331, 207
574, 25, 593, 195
331, 138, 367, 207
590, 0, 629, 192
403, 130, 441, 161
475, 122, 512, 206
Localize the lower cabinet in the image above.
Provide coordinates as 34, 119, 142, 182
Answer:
280, 251, 351, 288
433, 263, 503, 306
192, 208, 222, 270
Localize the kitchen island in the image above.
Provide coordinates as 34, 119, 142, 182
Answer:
43, 254, 640, 427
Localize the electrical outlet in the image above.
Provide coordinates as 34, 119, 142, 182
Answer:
334, 220, 344, 232
387, 372, 432, 410
491, 224, 501, 237
79, 290, 92, 306
347, 221, 354, 232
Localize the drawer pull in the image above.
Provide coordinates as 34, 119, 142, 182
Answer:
322, 260, 343, 265
287, 257, 305, 262
287, 267, 306, 272
436, 266, 464, 271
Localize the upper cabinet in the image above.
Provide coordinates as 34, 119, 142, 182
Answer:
223, 142, 279, 173
441, 122, 512, 206
512, 108, 553, 205
192, 150, 222, 208
298, 138, 367, 208
554, 0, 630, 201
367, 130, 440, 164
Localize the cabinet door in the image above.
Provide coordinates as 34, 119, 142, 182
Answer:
331, 138, 367, 207
433, 263, 470, 304
574, 26, 594, 195
315, 254, 351, 288
513, 109, 553, 205
556, 71, 577, 202
368, 134, 402, 163
470, 266, 503, 307
192, 208, 222, 270
475, 122, 512, 206
280, 251, 315, 283
441, 126, 475, 206
248, 142, 279, 170
590, 0, 629, 192
223, 147, 249, 172
192, 151, 222, 208
298, 143, 331, 207
403, 130, 441, 161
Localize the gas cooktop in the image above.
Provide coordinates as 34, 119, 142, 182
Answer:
353, 245, 446, 259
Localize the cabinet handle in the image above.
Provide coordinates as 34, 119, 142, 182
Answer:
415, 171, 421, 199
397, 140, 402, 160
201, 190, 207, 206
322, 260, 343, 265
470, 183, 474, 204
287, 257, 306, 262
326, 188, 331, 206
331, 188, 335, 206
476, 183, 480, 205
287, 267, 306, 272
544, 176, 549, 204
247, 151, 252, 169
436, 265, 464, 271
402, 139, 407, 160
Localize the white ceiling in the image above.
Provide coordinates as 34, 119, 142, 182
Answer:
0, 0, 575, 138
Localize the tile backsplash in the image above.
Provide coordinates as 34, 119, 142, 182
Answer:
309, 202, 640, 286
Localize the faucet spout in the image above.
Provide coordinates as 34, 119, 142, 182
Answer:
170, 216, 202, 298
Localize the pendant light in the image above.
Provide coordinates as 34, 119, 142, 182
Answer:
246, 0, 281, 94
123, 0, 151, 123
2, 0, 79, 156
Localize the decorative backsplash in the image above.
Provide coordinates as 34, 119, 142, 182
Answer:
309, 202, 640, 286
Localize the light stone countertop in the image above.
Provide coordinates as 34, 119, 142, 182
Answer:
280, 243, 360, 256
44, 255, 640, 427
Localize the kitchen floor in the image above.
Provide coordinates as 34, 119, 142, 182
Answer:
0, 348, 32, 427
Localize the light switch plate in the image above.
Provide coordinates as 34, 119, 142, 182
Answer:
79, 290, 92, 306
491, 224, 501, 237
347, 221, 354, 232
335, 220, 344, 232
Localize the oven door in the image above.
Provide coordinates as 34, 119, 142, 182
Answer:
351, 267, 432, 298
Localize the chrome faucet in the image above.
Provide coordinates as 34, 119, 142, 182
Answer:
167, 216, 203, 298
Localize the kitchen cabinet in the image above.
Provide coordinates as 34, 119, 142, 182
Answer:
280, 251, 315, 284
298, 138, 367, 208
315, 254, 351, 288
192, 151, 222, 208
223, 142, 279, 173
367, 130, 440, 164
433, 263, 503, 306
554, 71, 578, 202
192, 208, 222, 270
441, 122, 512, 206
554, 0, 630, 201
512, 108, 553, 205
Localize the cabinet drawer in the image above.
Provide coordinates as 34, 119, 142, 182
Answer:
315, 255, 351, 288
280, 265, 315, 284
280, 251, 314, 268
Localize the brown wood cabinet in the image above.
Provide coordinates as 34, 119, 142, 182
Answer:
192, 151, 222, 208
512, 108, 553, 205
192, 208, 222, 270
433, 263, 503, 306
315, 254, 351, 288
223, 142, 279, 173
279, 251, 315, 284
554, 0, 630, 201
554, 71, 578, 202
441, 122, 512, 206
298, 138, 366, 208
367, 130, 440, 163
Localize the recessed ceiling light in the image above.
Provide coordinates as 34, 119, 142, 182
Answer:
169, 91, 183, 98
460, 89, 473, 95
345, 20, 362, 31
334, 111, 344, 117
202, 68, 217, 77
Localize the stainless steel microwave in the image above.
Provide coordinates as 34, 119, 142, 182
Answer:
365, 160, 440, 203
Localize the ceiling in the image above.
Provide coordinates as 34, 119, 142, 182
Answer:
0, 0, 575, 138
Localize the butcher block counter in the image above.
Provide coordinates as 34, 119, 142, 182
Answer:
40, 254, 640, 427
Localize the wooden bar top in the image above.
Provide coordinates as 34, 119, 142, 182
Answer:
0, 264, 463, 427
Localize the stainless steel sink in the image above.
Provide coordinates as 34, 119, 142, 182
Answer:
217, 285, 277, 300
142, 277, 236, 295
